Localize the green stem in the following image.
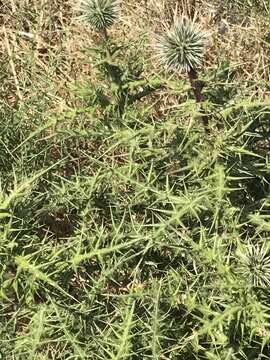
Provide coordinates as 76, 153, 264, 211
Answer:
100, 28, 124, 116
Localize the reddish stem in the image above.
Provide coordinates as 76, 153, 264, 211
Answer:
188, 67, 209, 130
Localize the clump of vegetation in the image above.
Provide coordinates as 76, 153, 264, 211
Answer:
1, 1, 270, 359
77, 0, 162, 116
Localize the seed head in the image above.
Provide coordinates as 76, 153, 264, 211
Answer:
156, 18, 207, 73
237, 243, 270, 288
78, 0, 120, 30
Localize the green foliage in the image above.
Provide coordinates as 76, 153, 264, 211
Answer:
79, 34, 163, 116
1, 76, 270, 358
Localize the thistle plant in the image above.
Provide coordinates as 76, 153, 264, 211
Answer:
78, 0, 120, 39
77, 0, 121, 112
156, 18, 209, 129
77, 0, 162, 117
237, 243, 270, 288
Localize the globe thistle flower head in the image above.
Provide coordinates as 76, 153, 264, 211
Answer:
156, 18, 207, 73
237, 243, 270, 288
78, 0, 120, 31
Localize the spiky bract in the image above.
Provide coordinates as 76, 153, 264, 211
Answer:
78, 0, 120, 30
156, 18, 206, 72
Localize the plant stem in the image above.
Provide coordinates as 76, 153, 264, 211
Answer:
101, 28, 109, 42
101, 27, 112, 57
188, 67, 209, 130
100, 27, 124, 116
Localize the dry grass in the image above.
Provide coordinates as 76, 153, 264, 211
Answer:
1, 0, 269, 112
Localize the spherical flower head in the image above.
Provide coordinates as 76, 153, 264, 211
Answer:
78, 0, 120, 30
156, 18, 207, 73
237, 243, 270, 288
